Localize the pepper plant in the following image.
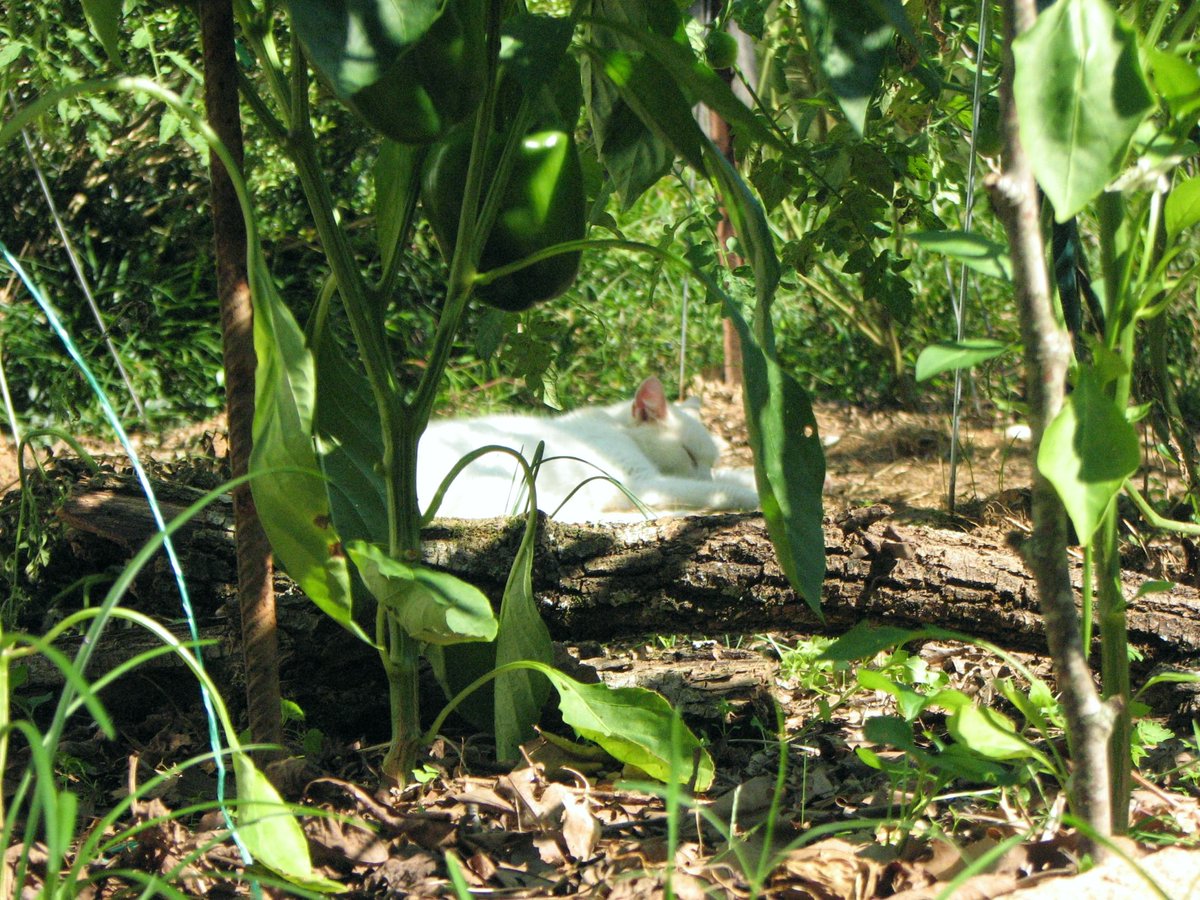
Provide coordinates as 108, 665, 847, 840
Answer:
227, 0, 827, 787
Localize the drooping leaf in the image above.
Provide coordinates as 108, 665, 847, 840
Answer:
911, 230, 1012, 281
234, 753, 342, 892
346, 540, 498, 645
581, 0, 686, 206
822, 621, 930, 660
1166, 176, 1200, 240
1038, 367, 1141, 543
725, 302, 825, 612
249, 255, 359, 638
375, 142, 425, 276
705, 142, 780, 317
915, 339, 1013, 382
81, 0, 124, 66
493, 507, 554, 760
539, 665, 715, 790
1012, 0, 1153, 220
796, 0, 898, 135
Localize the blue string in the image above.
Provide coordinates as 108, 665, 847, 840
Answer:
0, 239, 254, 868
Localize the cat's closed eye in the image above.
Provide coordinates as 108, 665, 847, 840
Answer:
683, 446, 699, 469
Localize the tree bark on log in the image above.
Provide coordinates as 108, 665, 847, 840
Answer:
49, 488, 1200, 665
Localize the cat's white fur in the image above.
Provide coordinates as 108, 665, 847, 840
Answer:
417, 377, 759, 522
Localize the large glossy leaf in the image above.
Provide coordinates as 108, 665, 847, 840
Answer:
725, 302, 825, 612
915, 339, 1013, 382
1037, 367, 1140, 543
249, 255, 358, 637
911, 230, 1012, 281
234, 753, 342, 892
537, 664, 715, 790
346, 540, 498, 645
797, 0, 899, 135
1012, 0, 1153, 221
287, 0, 440, 98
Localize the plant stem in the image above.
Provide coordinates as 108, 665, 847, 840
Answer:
988, 0, 1113, 851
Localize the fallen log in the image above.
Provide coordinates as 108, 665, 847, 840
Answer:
21, 487, 1200, 735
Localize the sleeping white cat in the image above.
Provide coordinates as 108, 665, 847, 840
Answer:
417, 377, 759, 522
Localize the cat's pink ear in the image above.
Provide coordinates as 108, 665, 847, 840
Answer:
632, 377, 668, 422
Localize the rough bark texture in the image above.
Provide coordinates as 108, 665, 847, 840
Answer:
43, 489, 1200, 733
199, 0, 284, 756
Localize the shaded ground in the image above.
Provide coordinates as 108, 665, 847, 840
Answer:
4, 383, 1200, 897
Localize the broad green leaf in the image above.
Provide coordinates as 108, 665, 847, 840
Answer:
493, 511, 554, 761
500, 13, 577, 100
539, 665, 715, 790
822, 622, 929, 660
249, 255, 358, 637
81, 0, 123, 66
725, 302, 825, 612
915, 339, 1013, 382
346, 541, 498, 645
1166, 176, 1200, 240
313, 330, 388, 548
234, 754, 342, 892
857, 670, 929, 721
374, 142, 425, 275
1012, 0, 1153, 220
581, 0, 685, 207
862, 714, 919, 751
946, 705, 1035, 762
1038, 368, 1141, 543
1146, 47, 1200, 130
910, 230, 1012, 281
1134, 579, 1174, 599
287, 0, 440, 98
586, 15, 781, 151
797, 0, 898, 135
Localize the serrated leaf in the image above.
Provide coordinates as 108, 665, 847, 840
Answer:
1012, 0, 1153, 220
1038, 368, 1141, 543
915, 339, 1012, 382
910, 230, 1012, 281
346, 541, 498, 645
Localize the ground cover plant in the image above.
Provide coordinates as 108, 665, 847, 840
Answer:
3, 0, 1200, 896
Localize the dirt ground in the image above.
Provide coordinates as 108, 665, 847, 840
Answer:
5, 383, 1200, 898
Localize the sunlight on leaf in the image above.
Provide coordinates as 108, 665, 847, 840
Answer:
915, 339, 1013, 382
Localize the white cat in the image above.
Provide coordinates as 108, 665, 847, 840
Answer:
417, 377, 759, 522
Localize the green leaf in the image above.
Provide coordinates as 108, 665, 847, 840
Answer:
857, 670, 929, 721
705, 142, 780, 315
797, 0, 897, 135
862, 714, 919, 752
910, 230, 1012, 281
725, 302, 825, 612
945, 704, 1035, 762
540, 666, 715, 790
81, 0, 123, 66
821, 622, 927, 661
1166, 176, 1200, 241
249, 256, 359, 638
1134, 579, 1174, 599
915, 339, 1013, 382
1012, 0, 1153, 220
493, 511, 554, 761
234, 753, 342, 892
346, 541, 498, 645
1038, 367, 1141, 543
375, 142, 425, 276
581, 0, 686, 207
1146, 47, 1200, 131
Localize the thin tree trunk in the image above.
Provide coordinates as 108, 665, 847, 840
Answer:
987, 0, 1113, 849
199, 0, 283, 760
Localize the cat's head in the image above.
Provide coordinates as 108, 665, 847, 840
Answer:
626, 377, 721, 476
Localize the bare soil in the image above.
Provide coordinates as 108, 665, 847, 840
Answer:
4, 384, 1199, 898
